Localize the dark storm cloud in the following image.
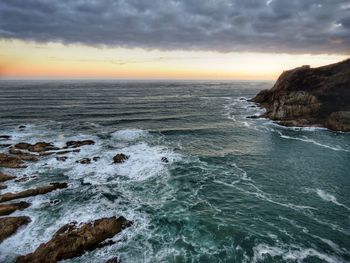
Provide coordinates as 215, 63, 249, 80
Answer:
0, 0, 349, 54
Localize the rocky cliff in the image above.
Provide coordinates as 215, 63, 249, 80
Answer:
253, 59, 350, 132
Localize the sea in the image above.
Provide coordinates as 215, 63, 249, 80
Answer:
0, 81, 349, 263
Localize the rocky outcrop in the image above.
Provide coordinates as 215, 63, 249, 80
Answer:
0, 183, 68, 202
14, 142, 59, 153
113, 153, 128, 164
0, 153, 27, 168
16, 216, 132, 263
252, 59, 350, 131
0, 201, 30, 216
0, 216, 31, 243
65, 140, 95, 148
0, 172, 16, 182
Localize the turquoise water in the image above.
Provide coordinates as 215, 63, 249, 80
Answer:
0, 81, 349, 263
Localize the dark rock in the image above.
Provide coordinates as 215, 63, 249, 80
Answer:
0, 153, 27, 168
0, 135, 11, 140
113, 153, 128, 164
49, 199, 60, 205
161, 157, 169, 163
76, 158, 91, 164
0, 172, 16, 182
65, 140, 95, 148
93, 156, 100, 162
14, 143, 31, 150
54, 149, 81, 155
56, 156, 68, 161
18, 125, 26, 129
0, 216, 31, 243
0, 182, 68, 203
16, 216, 132, 263
0, 201, 31, 216
106, 257, 120, 263
0, 184, 7, 190
246, 115, 259, 119
252, 59, 350, 132
0, 144, 12, 148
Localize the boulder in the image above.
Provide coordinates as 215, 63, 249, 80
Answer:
113, 153, 128, 164
0, 172, 16, 182
252, 59, 350, 132
0, 182, 68, 203
0, 201, 30, 216
0, 153, 27, 168
0, 216, 31, 243
65, 140, 95, 148
16, 216, 132, 263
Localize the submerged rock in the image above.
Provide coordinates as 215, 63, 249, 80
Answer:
0, 153, 27, 168
0, 201, 30, 216
14, 175, 38, 183
16, 216, 132, 263
56, 156, 68, 162
0, 135, 11, 140
0, 216, 31, 243
113, 153, 128, 164
0, 182, 68, 202
0, 184, 7, 190
18, 125, 26, 129
161, 157, 169, 163
0, 172, 16, 182
76, 158, 91, 164
65, 140, 95, 148
252, 59, 350, 131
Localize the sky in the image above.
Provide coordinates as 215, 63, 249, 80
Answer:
0, 0, 349, 80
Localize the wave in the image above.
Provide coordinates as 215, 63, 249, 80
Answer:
276, 131, 350, 152
252, 243, 342, 263
315, 189, 350, 211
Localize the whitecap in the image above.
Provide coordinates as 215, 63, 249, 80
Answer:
111, 129, 148, 141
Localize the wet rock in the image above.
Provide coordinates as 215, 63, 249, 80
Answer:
56, 156, 68, 162
0, 201, 30, 216
0, 182, 68, 203
0, 144, 12, 148
65, 140, 95, 148
14, 175, 38, 183
253, 59, 350, 131
246, 115, 259, 119
50, 199, 60, 205
76, 158, 91, 164
8, 148, 39, 162
106, 257, 120, 263
14, 142, 59, 153
0, 153, 27, 168
93, 156, 100, 162
0, 135, 11, 140
0, 184, 7, 190
161, 157, 169, 163
54, 149, 81, 155
16, 216, 132, 263
18, 125, 26, 129
113, 153, 128, 164
0, 172, 16, 182
0, 216, 31, 243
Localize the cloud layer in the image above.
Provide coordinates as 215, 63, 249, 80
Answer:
0, 0, 349, 54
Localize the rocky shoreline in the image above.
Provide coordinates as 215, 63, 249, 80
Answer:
252, 59, 350, 132
0, 130, 156, 262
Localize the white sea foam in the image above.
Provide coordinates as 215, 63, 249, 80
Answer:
316, 189, 350, 211
112, 129, 148, 141
252, 243, 342, 263
276, 131, 349, 152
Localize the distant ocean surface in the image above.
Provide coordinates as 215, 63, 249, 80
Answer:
0, 81, 349, 263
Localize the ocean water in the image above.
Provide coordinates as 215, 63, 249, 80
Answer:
0, 81, 349, 263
